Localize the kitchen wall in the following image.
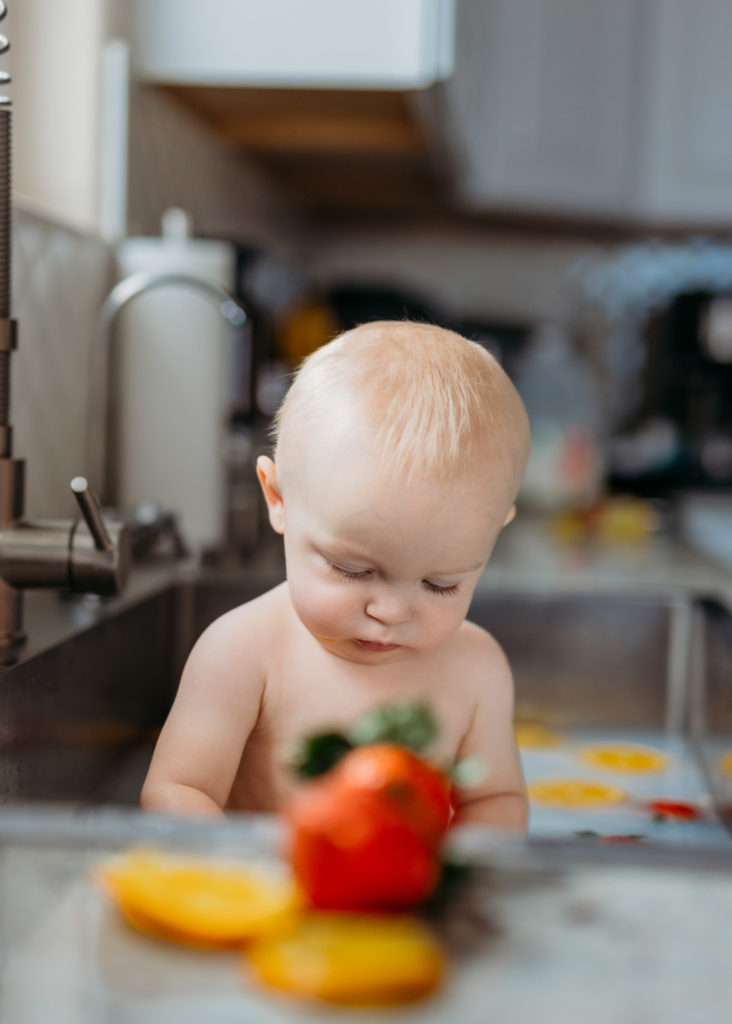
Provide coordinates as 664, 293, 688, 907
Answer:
13, 208, 113, 518
305, 220, 619, 326
126, 83, 304, 251
10, 78, 303, 521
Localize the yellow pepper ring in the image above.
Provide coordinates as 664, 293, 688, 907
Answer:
578, 744, 669, 774
514, 723, 565, 749
246, 912, 445, 1006
97, 849, 302, 948
528, 778, 627, 808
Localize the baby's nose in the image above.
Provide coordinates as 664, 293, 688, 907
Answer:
365, 585, 413, 626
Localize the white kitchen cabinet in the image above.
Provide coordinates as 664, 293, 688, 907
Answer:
443, 0, 732, 225
129, 0, 732, 226
130, 0, 455, 89
634, 0, 732, 224
441, 0, 641, 217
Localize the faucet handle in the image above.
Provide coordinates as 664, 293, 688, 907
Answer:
68, 476, 130, 595
70, 476, 112, 552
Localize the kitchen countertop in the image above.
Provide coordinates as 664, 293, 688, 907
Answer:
483, 514, 732, 600
1, 808, 731, 1024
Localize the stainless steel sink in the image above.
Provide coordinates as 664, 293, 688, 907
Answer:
0, 569, 730, 836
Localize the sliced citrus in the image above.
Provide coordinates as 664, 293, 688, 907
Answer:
578, 744, 669, 774
514, 723, 565, 749
246, 912, 445, 1005
528, 778, 626, 807
97, 849, 302, 948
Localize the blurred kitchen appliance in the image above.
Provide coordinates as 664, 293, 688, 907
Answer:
610, 289, 732, 494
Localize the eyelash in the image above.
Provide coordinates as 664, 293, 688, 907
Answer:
328, 563, 370, 581
327, 562, 460, 596
423, 580, 460, 597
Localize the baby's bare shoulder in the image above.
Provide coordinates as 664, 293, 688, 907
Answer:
185, 581, 289, 677
451, 619, 513, 688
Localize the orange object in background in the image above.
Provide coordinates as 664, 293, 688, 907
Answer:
551, 495, 660, 546
528, 779, 626, 808
579, 744, 669, 774
276, 299, 340, 365
514, 722, 565, 749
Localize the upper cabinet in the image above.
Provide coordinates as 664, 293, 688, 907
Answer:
440, 0, 640, 218
129, 0, 732, 226
130, 0, 455, 89
634, 0, 732, 224
443, 0, 732, 226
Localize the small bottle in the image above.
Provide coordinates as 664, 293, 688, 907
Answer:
515, 322, 604, 511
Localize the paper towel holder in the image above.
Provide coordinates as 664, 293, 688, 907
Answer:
88, 270, 248, 513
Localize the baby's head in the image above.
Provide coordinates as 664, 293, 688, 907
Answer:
258, 322, 530, 662
271, 320, 529, 519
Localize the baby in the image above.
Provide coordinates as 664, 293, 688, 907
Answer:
141, 321, 531, 830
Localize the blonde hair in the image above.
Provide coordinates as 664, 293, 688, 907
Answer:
273, 320, 530, 496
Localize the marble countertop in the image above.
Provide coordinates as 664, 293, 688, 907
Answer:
1, 808, 732, 1024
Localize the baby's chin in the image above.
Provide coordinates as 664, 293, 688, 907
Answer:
313, 634, 411, 665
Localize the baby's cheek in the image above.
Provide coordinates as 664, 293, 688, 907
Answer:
423, 602, 470, 647
290, 580, 355, 638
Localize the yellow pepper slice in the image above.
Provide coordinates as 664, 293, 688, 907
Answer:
514, 723, 565, 749
97, 849, 302, 948
246, 912, 445, 1005
578, 744, 669, 774
528, 778, 626, 807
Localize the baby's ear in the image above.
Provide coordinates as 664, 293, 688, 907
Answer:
256, 456, 285, 534
503, 504, 517, 526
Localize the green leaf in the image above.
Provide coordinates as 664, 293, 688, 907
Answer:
450, 755, 490, 788
348, 700, 437, 752
292, 731, 353, 779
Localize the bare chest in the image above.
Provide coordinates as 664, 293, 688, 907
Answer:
227, 641, 470, 812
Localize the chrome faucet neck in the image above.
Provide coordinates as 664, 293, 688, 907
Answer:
88, 270, 248, 508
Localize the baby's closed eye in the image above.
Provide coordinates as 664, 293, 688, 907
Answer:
327, 562, 371, 581
421, 581, 460, 596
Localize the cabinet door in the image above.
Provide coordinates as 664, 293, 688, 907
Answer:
443, 0, 640, 216
131, 0, 454, 89
637, 0, 732, 223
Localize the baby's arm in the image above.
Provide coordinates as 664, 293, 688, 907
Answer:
141, 602, 266, 819
452, 628, 528, 832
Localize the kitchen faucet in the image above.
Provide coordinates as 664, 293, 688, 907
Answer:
0, 1, 130, 661
87, 269, 248, 531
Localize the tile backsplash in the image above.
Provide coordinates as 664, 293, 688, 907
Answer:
12, 206, 113, 517
127, 83, 302, 250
